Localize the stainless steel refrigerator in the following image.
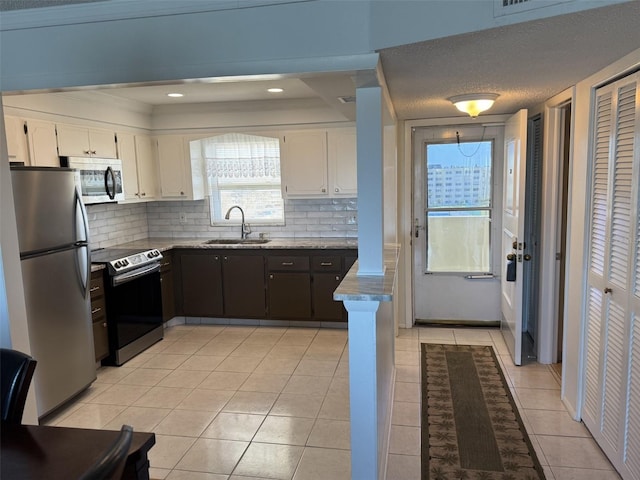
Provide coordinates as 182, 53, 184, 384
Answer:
11, 166, 96, 418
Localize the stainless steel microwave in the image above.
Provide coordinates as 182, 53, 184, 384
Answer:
60, 156, 125, 204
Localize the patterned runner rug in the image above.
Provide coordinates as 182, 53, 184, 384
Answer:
421, 344, 546, 480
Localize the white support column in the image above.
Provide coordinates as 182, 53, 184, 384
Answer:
345, 299, 381, 480
356, 85, 385, 276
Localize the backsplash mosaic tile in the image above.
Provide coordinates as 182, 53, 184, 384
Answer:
86, 198, 357, 249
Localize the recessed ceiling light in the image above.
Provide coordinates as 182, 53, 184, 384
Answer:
267, 88, 284, 93
167, 93, 184, 98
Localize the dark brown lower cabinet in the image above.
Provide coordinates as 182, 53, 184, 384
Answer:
268, 272, 312, 319
221, 254, 266, 318
312, 273, 344, 321
180, 253, 223, 316
89, 270, 109, 362
160, 252, 176, 322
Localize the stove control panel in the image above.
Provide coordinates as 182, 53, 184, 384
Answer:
108, 249, 163, 275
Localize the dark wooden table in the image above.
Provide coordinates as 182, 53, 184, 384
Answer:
0, 423, 155, 480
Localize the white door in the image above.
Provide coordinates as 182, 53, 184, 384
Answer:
582, 73, 640, 479
412, 124, 503, 323
500, 110, 528, 365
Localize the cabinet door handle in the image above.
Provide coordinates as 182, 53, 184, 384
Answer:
281, 262, 294, 266
102, 322, 107, 328
269, 274, 274, 279
335, 275, 340, 281
141, 192, 146, 197
321, 188, 326, 193
604, 287, 613, 294
162, 262, 170, 267
335, 188, 339, 192
84, 150, 91, 155
320, 262, 333, 266
89, 286, 100, 293
91, 307, 102, 315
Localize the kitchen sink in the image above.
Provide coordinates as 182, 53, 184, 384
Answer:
203, 239, 271, 245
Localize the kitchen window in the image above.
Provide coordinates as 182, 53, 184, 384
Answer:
425, 140, 493, 273
194, 133, 285, 225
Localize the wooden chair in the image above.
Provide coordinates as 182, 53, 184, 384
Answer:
0, 348, 37, 424
78, 424, 134, 480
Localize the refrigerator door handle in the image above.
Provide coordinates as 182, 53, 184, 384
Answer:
75, 188, 91, 298
105, 166, 116, 200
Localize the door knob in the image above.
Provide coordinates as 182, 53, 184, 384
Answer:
523, 254, 532, 261
506, 253, 516, 261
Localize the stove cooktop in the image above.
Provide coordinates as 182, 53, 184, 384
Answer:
91, 247, 162, 275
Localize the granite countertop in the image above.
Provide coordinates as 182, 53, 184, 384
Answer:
100, 237, 358, 252
333, 245, 399, 302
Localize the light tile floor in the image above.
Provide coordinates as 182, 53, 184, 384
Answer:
42, 324, 620, 480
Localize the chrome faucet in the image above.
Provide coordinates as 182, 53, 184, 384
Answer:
224, 205, 251, 239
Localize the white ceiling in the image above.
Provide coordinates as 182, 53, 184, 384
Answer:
14, 2, 640, 121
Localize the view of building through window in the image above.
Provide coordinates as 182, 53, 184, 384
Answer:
425, 141, 493, 272
190, 133, 285, 225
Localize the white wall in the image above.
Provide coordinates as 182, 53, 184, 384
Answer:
562, 47, 640, 418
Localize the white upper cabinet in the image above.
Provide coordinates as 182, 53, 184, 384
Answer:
117, 132, 158, 201
26, 119, 59, 167
155, 135, 204, 200
57, 124, 117, 158
281, 128, 357, 199
328, 128, 357, 197
135, 135, 158, 200
281, 130, 328, 197
4, 115, 30, 164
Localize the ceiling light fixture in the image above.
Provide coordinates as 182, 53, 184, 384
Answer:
267, 88, 284, 93
449, 93, 499, 118
167, 93, 184, 98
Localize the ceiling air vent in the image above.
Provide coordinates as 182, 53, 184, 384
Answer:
338, 96, 356, 104
494, 0, 575, 17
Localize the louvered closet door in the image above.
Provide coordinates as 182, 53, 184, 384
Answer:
583, 71, 640, 480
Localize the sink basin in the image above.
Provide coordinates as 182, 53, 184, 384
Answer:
203, 239, 271, 245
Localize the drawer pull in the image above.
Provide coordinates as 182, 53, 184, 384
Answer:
281, 262, 294, 266
269, 274, 274, 279
91, 307, 102, 315
320, 262, 333, 266
336, 276, 340, 281
162, 262, 170, 267
102, 322, 107, 328
89, 286, 100, 293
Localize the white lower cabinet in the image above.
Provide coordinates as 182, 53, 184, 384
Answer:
117, 132, 158, 201
155, 135, 204, 200
281, 128, 357, 199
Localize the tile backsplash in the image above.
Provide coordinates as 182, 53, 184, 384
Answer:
87, 198, 357, 249
86, 203, 149, 249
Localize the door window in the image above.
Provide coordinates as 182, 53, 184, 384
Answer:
425, 141, 493, 273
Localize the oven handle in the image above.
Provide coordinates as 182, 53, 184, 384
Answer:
111, 263, 160, 287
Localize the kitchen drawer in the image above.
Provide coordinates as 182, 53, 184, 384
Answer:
267, 255, 309, 272
89, 273, 104, 298
90, 296, 106, 322
311, 255, 341, 272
